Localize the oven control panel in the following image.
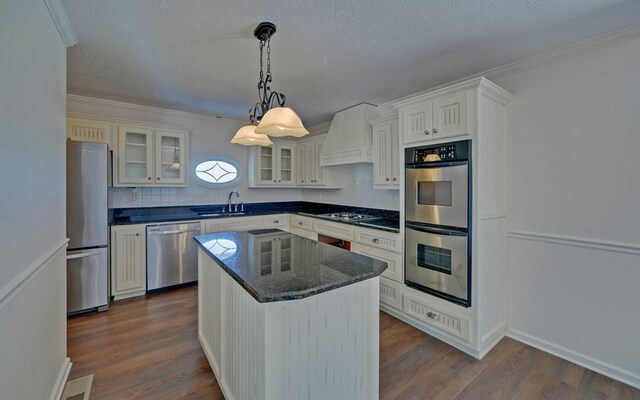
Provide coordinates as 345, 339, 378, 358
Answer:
408, 140, 469, 163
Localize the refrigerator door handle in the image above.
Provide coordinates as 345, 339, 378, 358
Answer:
66, 250, 102, 260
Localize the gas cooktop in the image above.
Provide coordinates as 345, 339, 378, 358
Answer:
316, 212, 381, 222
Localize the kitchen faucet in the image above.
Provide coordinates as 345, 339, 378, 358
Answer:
227, 190, 240, 213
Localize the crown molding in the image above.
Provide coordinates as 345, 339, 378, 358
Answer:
307, 120, 332, 135
43, 0, 77, 47
379, 23, 640, 111
67, 94, 246, 126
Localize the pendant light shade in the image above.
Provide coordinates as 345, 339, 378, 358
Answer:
255, 107, 309, 138
231, 124, 273, 146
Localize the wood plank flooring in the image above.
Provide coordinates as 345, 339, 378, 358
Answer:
67, 285, 640, 399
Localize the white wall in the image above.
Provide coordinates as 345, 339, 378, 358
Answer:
493, 35, 640, 387
0, 0, 69, 398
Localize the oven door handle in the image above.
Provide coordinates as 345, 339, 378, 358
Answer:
405, 160, 468, 168
406, 223, 468, 237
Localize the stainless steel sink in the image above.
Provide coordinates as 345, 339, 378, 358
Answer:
199, 212, 246, 217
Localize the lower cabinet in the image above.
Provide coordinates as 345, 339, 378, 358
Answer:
379, 276, 403, 311
202, 216, 263, 233
110, 224, 147, 300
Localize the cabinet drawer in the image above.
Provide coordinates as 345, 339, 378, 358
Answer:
313, 219, 355, 241
262, 214, 289, 229
403, 293, 470, 341
380, 277, 403, 311
203, 217, 262, 233
354, 227, 401, 253
290, 214, 314, 231
351, 242, 403, 283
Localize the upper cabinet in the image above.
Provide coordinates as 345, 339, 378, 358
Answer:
67, 113, 190, 187
371, 116, 400, 189
296, 134, 343, 188
398, 90, 470, 145
248, 141, 296, 187
67, 116, 114, 147
116, 125, 188, 187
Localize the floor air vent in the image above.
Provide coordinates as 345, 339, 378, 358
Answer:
61, 374, 93, 400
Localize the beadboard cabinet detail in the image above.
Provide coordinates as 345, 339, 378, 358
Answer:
248, 142, 296, 187
399, 90, 470, 144
110, 224, 146, 300
67, 116, 114, 146
371, 116, 400, 189
295, 134, 343, 188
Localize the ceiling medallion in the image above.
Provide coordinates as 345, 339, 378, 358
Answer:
231, 22, 308, 146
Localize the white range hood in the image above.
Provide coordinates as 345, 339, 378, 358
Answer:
319, 103, 380, 167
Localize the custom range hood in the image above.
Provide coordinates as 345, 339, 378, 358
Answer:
319, 103, 380, 166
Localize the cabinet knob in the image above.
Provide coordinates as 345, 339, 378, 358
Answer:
432, 128, 438, 133
136, 233, 139, 236
301, 180, 304, 182
392, 177, 397, 181
426, 311, 440, 321
372, 238, 380, 244
273, 180, 276, 183
298, 221, 303, 225
148, 177, 152, 180
424, 130, 430, 135
273, 220, 279, 224
157, 177, 160, 181
278, 180, 281, 182
385, 178, 390, 181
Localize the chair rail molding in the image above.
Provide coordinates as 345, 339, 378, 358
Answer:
0, 239, 69, 310
43, 0, 77, 47
508, 230, 640, 255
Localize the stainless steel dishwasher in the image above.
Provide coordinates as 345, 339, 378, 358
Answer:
146, 221, 201, 291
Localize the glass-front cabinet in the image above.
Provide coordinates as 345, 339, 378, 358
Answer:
249, 141, 296, 187
116, 125, 188, 187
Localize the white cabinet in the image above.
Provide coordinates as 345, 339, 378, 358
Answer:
398, 90, 469, 144
371, 116, 400, 189
249, 142, 296, 187
261, 214, 290, 229
67, 116, 114, 146
351, 241, 403, 283
295, 134, 343, 188
110, 224, 146, 300
116, 125, 188, 187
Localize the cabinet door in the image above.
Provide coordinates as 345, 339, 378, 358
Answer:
118, 125, 154, 185
313, 139, 326, 185
432, 92, 469, 139
373, 123, 393, 186
402, 102, 433, 144
304, 141, 316, 184
111, 225, 146, 298
155, 129, 187, 185
257, 146, 276, 184
276, 236, 293, 273
295, 144, 306, 185
276, 144, 295, 185
389, 121, 400, 186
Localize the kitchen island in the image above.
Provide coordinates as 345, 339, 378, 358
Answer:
195, 229, 387, 400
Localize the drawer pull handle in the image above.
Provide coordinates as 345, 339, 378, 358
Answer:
298, 221, 304, 225
273, 220, 279, 224
372, 238, 380, 244
426, 311, 440, 321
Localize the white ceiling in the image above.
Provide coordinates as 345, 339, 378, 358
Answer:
62, 0, 640, 125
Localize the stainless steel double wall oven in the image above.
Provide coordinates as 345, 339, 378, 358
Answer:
405, 140, 471, 307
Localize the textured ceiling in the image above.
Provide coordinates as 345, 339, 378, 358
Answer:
62, 0, 640, 125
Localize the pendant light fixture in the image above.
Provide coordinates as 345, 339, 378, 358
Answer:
230, 22, 308, 145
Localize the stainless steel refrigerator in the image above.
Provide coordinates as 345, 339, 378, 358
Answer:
66, 141, 110, 314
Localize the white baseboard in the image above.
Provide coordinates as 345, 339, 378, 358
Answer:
506, 329, 640, 389
49, 357, 72, 400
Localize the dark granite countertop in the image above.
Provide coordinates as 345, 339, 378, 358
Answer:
195, 229, 388, 303
110, 201, 400, 233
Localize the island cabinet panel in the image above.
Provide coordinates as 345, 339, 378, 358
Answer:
198, 248, 380, 400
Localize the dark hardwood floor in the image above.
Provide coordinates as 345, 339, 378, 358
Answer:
67, 285, 640, 400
